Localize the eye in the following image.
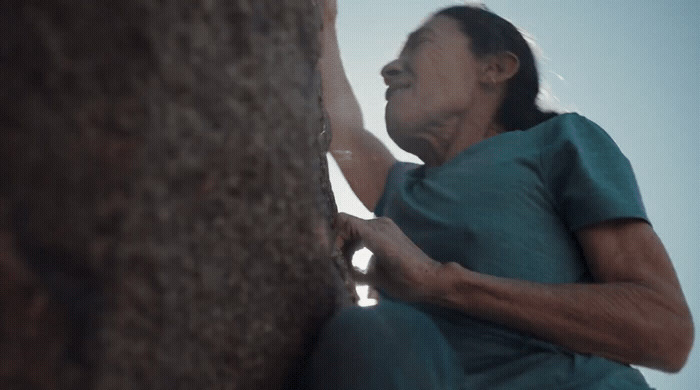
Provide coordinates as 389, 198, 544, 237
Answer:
404, 36, 429, 54
415, 37, 430, 47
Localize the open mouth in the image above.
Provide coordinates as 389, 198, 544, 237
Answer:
385, 85, 410, 100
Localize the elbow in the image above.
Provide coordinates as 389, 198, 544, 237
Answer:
654, 313, 694, 373
666, 321, 694, 373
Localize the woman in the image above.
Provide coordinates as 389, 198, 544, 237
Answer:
307, 2, 694, 389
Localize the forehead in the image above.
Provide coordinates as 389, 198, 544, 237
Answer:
416, 16, 464, 38
404, 16, 467, 47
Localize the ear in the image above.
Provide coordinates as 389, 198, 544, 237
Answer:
479, 51, 520, 84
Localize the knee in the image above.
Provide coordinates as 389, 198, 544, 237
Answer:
302, 306, 393, 387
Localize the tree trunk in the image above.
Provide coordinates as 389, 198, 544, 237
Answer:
0, 1, 352, 389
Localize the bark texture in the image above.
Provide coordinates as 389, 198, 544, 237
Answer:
0, 0, 352, 389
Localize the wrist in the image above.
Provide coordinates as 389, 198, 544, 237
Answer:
421, 261, 457, 304
426, 262, 478, 309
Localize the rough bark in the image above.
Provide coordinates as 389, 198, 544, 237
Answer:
0, 0, 352, 389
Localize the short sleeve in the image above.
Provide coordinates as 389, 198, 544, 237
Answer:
542, 114, 649, 231
374, 161, 419, 217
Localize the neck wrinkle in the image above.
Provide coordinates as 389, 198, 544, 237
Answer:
441, 111, 499, 166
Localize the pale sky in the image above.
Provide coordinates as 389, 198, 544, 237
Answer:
327, 1, 699, 388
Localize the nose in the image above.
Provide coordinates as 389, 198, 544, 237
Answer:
381, 59, 402, 85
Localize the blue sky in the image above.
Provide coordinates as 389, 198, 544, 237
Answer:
327, 1, 699, 388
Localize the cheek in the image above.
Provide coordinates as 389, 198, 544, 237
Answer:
440, 62, 477, 104
386, 53, 475, 125
419, 56, 473, 112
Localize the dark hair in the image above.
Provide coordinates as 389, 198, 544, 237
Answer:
436, 5, 557, 131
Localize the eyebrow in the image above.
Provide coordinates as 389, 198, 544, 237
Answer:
404, 26, 434, 50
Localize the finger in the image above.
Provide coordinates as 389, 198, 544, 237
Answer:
341, 238, 364, 265
365, 254, 378, 275
335, 212, 363, 231
334, 212, 365, 248
336, 212, 376, 245
334, 212, 354, 240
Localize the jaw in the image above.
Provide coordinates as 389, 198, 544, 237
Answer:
386, 91, 469, 167
387, 110, 458, 167
387, 128, 445, 167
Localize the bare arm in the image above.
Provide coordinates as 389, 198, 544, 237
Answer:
435, 219, 694, 372
320, 1, 395, 212
338, 214, 694, 372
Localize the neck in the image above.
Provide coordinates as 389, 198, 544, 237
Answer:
424, 111, 503, 167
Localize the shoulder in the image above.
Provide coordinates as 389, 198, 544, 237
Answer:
556, 113, 611, 138
536, 114, 647, 230
533, 113, 623, 161
531, 112, 611, 142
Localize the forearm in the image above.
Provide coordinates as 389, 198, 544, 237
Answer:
336, 215, 693, 369
430, 263, 693, 372
319, 25, 365, 151
319, 23, 395, 211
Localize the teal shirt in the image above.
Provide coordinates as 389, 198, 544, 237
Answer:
374, 113, 652, 389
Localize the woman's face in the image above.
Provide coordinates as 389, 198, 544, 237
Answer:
383, 15, 483, 159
